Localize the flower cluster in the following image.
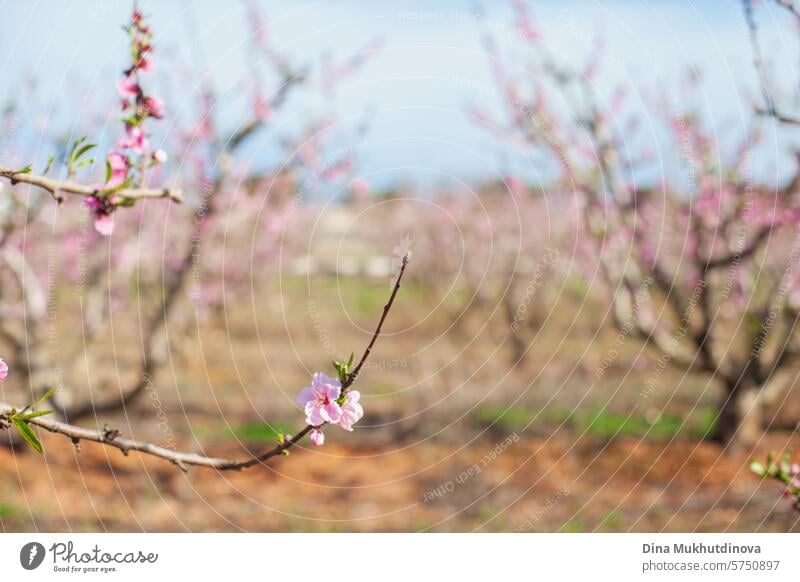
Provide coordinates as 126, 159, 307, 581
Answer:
0, 358, 7, 382
751, 453, 800, 512
86, 9, 167, 236
296, 372, 364, 446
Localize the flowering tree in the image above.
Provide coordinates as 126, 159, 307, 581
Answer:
365, 181, 562, 364
0, 4, 406, 469
745, 0, 800, 514
476, 1, 800, 448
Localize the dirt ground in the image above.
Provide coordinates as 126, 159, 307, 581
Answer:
2, 431, 799, 532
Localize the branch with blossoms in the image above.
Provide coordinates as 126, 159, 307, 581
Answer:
0, 9, 176, 237
0, 255, 409, 470
0, 165, 181, 203
751, 452, 800, 512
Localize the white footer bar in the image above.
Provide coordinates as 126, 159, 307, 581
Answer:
1, 533, 796, 580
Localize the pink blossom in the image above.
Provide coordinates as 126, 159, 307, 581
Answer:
338, 390, 363, 431
309, 428, 325, 446
351, 178, 370, 199
117, 76, 139, 99
143, 95, 165, 119
137, 56, 153, 73
94, 214, 115, 236
119, 126, 148, 154
0, 358, 8, 381
296, 372, 342, 425
253, 93, 272, 122
85, 196, 116, 236
106, 150, 128, 187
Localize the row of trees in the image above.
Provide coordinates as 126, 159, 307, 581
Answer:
1, 0, 799, 484
374, 0, 800, 452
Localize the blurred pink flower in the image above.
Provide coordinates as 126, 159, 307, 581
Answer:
351, 178, 370, 199
253, 93, 272, 122
85, 196, 115, 236
0, 358, 8, 381
309, 428, 325, 446
119, 126, 147, 154
117, 76, 139, 99
144, 95, 165, 119
106, 150, 128, 187
296, 372, 342, 425
94, 214, 115, 236
338, 390, 363, 431
137, 57, 153, 73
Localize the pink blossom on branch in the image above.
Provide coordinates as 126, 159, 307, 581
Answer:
106, 150, 128, 188
85, 195, 117, 236
119, 125, 148, 155
0, 358, 8, 382
309, 428, 325, 446
143, 95, 165, 119
338, 390, 363, 431
116, 76, 139, 99
296, 372, 343, 425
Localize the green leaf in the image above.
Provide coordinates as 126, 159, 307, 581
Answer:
20, 410, 53, 421
75, 157, 95, 170
34, 388, 57, 406
105, 160, 112, 183
117, 197, 136, 207
71, 143, 96, 165
42, 153, 55, 175
68, 136, 86, 161
16, 165, 32, 174
12, 418, 42, 454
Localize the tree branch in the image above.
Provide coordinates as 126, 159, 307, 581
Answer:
0, 166, 183, 203
2, 255, 411, 471
344, 253, 410, 388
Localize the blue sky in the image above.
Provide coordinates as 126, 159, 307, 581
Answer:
1, 0, 797, 192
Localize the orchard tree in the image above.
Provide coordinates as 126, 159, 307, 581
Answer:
478, 0, 800, 448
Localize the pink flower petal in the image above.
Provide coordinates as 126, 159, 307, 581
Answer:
309, 428, 324, 446
94, 214, 115, 236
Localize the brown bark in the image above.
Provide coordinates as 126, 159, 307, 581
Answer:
713, 381, 763, 449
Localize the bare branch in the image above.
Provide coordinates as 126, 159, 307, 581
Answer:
344, 253, 410, 388
744, 0, 800, 125
0, 404, 309, 471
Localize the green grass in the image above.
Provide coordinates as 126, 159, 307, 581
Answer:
472, 405, 569, 433
472, 404, 718, 441
563, 518, 586, 532
230, 422, 296, 443
0, 503, 13, 519
598, 510, 623, 531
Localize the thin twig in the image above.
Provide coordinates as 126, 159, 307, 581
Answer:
0, 166, 183, 203
0, 254, 410, 471
743, 0, 800, 125
344, 252, 410, 389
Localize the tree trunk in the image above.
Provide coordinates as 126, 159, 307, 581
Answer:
713, 381, 764, 449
